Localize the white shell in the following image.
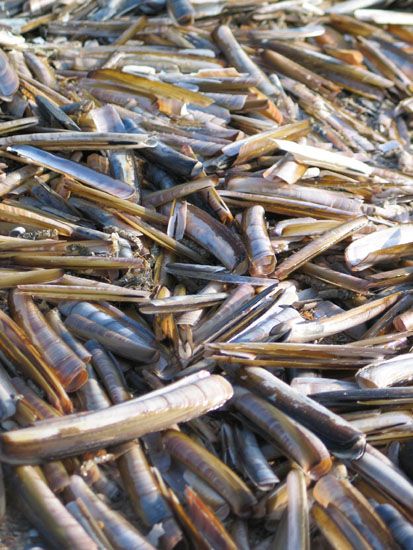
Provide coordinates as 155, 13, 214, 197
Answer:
345, 224, 413, 270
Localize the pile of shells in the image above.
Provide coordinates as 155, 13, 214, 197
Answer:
0, 0, 411, 548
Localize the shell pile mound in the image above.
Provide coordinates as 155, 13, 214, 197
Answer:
0, 0, 412, 548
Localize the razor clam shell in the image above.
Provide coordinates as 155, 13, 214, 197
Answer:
183, 470, 230, 520
85, 340, 131, 404
88, 68, 213, 107
124, 121, 204, 179
349, 447, 413, 517
64, 314, 160, 362
35, 95, 81, 131
13, 466, 98, 550
375, 504, 413, 550
302, 263, 370, 295
8, 146, 137, 200
286, 469, 310, 550
356, 353, 413, 389
0, 49, 19, 101
226, 179, 363, 214
291, 377, 358, 395
355, 9, 413, 25
167, 0, 195, 25
0, 308, 72, 414
272, 140, 373, 176
234, 426, 280, 491
139, 292, 228, 314
311, 501, 371, 550
2, 2, 413, 547
350, 411, 413, 437
116, 440, 174, 527
313, 474, 396, 550
219, 190, 358, 220
0, 373, 233, 463
176, 282, 223, 326
265, 41, 393, 89
0, 132, 155, 149
65, 501, 110, 549
9, 291, 88, 392
144, 177, 217, 208
0, 269, 63, 288
17, 284, 149, 302
165, 263, 275, 286
221, 121, 309, 162
59, 301, 156, 347
346, 225, 413, 271
195, 283, 281, 344
193, 284, 255, 344
185, 204, 248, 272
76, 364, 111, 412
232, 387, 332, 479
236, 366, 366, 458
311, 388, 413, 410
214, 342, 394, 359
69, 475, 155, 550
214, 25, 280, 99
274, 216, 368, 280
312, 300, 366, 340
0, 165, 41, 198
163, 429, 257, 517
242, 205, 276, 277
282, 292, 400, 343
3, 254, 145, 270
184, 486, 237, 549
231, 285, 299, 343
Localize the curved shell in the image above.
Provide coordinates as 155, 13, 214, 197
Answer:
0, 50, 19, 101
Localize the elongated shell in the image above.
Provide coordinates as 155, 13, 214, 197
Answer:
313, 474, 396, 549
13, 465, 97, 550
312, 502, 371, 550
69, 475, 155, 550
0, 373, 233, 463
9, 145, 136, 200
238, 367, 366, 458
0, 309, 72, 414
234, 426, 279, 491
116, 440, 173, 527
193, 285, 255, 345
346, 225, 413, 271
375, 503, 413, 550
185, 204, 247, 272
232, 387, 332, 479
64, 314, 158, 362
350, 447, 413, 517
59, 301, 159, 363
274, 216, 368, 280
356, 353, 413, 388
283, 292, 400, 343
184, 486, 237, 550
9, 292, 88, 392
163, 429, 257, 517
85, 340, 131, 404
46, 309, 92, 364
0, 50, 19, 101
167, 0, 195, 25
214, 25, 281, 100
242, 205, 276, 277
286, 469, 310, 550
